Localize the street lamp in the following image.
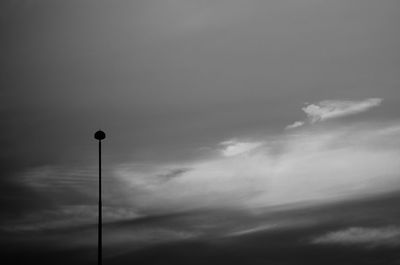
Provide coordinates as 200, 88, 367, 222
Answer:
94, 130, 106, 265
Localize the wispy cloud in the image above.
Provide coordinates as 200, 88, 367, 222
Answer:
304, 98, 383, 123
114, 122, 400, 212
220, 139, 264, 157
285, 121, 305, 129
18, 121, 400, 216
287, 98, 383, 129
312, 226, 400, 247
1, 205, 140, 232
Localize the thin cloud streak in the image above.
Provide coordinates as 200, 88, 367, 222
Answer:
287, 98, 383, 129
220, 139, 264, 157
312, 226, 400, 247
285, 121, 305, 129
1, 205, 140, 232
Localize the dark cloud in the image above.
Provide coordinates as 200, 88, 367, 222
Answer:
2, 192, 400, 264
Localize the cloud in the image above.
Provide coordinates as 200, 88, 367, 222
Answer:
113, 121, 400, 212
304, 98, 383, 123
18, 121, 400, 215
220, 139, 264, 157
287, 98, 383, 129
157, 168, 191, 182
285, 121, 305, 130
312, 226, 400, 247
1, 205, 140, 232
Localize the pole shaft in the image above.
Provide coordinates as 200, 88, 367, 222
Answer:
98, 140, 102, 265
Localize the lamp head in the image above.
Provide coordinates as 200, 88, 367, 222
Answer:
94, 130, 106, 140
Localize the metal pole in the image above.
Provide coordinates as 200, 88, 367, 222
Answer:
94, 130, 105, 265
98, 139, 102, 265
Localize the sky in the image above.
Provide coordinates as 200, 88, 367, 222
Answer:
1, 0, 400, 264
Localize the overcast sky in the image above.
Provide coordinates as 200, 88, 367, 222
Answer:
1, 2, 400, 262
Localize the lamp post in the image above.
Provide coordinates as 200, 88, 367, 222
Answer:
94, 130, 106, 265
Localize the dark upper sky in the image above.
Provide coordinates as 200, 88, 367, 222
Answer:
2, 0, 399, 152
1, 3, 400, 261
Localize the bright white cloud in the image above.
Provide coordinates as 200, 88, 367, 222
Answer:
286, 98, 383, 129
312, 226, 400, 247
304, 98, 383, 123
285, 121, 305, 130
113, 121, 400, 212
220, 139, 264, 157
21, 121, 400, 215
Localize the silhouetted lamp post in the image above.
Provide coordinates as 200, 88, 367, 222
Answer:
94, 130, 106, 265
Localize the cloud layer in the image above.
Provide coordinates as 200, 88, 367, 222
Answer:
287, 98, 383, 129
113, 121, 400, 212
14, 98, 398, 223
312, 226, 400, 247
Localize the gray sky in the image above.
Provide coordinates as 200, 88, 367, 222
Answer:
1, 0, 400, 222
